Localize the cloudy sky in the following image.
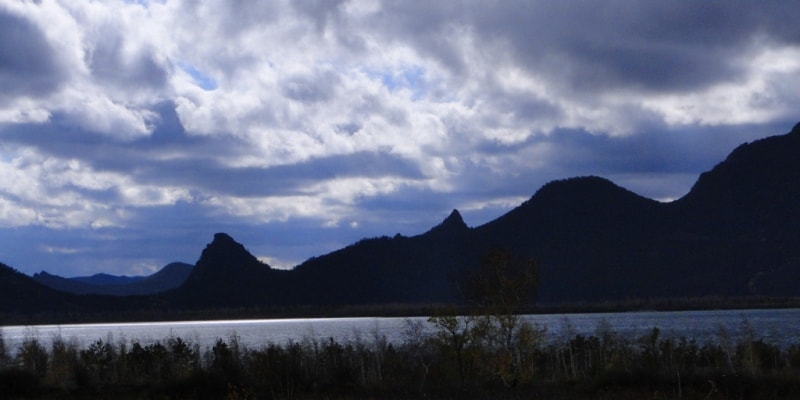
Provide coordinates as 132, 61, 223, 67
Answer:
1, 0, 799, 277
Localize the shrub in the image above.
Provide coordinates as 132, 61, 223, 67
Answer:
0, 328, 9, 370
78, 338, 118, 387
47, 334, 80, 389
17, 337, 48, 380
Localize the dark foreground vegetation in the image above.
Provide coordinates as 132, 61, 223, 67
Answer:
3, 318, 800, 399
4, 249, 800, 399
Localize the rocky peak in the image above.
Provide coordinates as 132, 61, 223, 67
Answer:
194, 233, 267, 273
425, 209, 469, 236
204, 232, 247, 254
210, 232, 237, 246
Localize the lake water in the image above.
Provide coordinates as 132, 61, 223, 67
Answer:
2, 308, 799, 353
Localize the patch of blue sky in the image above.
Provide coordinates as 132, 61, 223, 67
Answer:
177, 61, 218, 91
366, 66, 427, 100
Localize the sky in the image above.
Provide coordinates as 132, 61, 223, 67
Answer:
1, 0, 799, 277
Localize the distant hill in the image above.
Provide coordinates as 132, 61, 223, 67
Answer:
0, 262, 136, 317
73, 273, 144, 286
33, 262, 193, 296
0, 262, 82, 314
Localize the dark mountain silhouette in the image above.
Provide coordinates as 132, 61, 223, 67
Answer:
470, 176, 672, 301
160, 213, 474, 309
32, 262, 193, 296
157, 122, 800, 308
73, 273, 144, 286
665, 122, 800, 298
426, 209, 469, 236
289, 208, 472, 305
283, 122, 800, 304
4, 122, 800, 314
141, 262, 194, 292
164, 233, 294, 308
32, 271, 101, 295
0, 262, 81, 314
676, 122, 800, 240
0, 263, 138, 316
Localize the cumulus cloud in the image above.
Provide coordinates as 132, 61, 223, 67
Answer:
0, 0, 798, 275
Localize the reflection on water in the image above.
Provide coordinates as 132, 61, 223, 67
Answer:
2, 308, 799, 352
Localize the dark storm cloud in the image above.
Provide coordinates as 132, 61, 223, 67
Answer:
490, 91, 562, 124
478, 1, 751, 91
291, 0, 346, 33
374, 2, 470, 76
1, 104, 202, 164
282, 70, 341, 103
356, 185, 452, 218
374, 1, 800, 93
133, 151, 424, 198
87, 29, 169, 89
178, 0, 282, 38
546, 120, 799, 181
0, 9, 64, 100
290, 0, 368, 51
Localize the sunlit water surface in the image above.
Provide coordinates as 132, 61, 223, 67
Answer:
2, 308, 799, 353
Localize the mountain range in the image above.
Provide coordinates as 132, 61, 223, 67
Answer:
31, 262, 193, 296
2, 122, 800, 317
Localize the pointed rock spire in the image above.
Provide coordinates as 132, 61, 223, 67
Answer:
443, 209, 467, 228
425, 209, 468, 236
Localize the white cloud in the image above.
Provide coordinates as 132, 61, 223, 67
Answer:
41, 245, 81, 255
642, 44, 800, 127
0, 146, 192, 228
202, 194, 337, 225
0, 197, 38, 228
0, 99, 51, 124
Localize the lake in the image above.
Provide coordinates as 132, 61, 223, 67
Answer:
2, 308, 799, 353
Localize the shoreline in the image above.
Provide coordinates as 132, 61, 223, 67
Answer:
3, 295, 800, 327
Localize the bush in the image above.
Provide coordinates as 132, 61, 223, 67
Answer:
47, 334, 80, 390
78, 338, 117, 387
17, 337, 48, 380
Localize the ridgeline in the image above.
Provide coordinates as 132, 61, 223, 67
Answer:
3, 123, 800, 321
